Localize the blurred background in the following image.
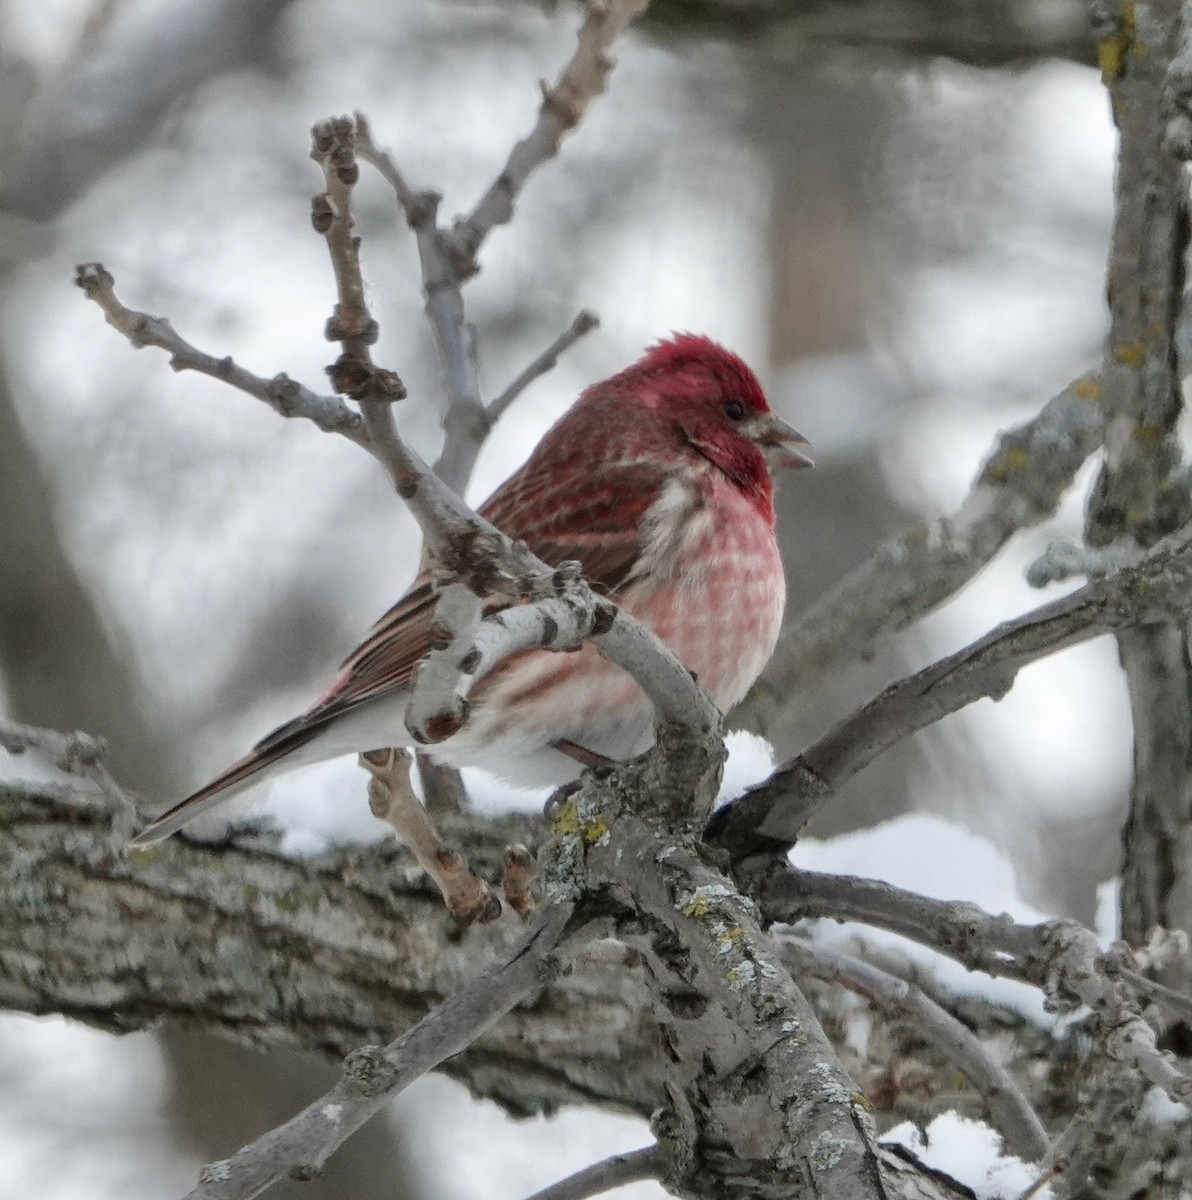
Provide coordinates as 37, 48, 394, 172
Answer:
0, 0, 1123, 1195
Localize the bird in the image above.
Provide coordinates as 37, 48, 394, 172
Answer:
132, 334, 811, 845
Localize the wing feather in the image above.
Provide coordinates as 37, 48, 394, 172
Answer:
270, 459, 669, 729
134, 458, 671, 843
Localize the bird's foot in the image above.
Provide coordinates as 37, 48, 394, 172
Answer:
501, 843, 537, 920
553, 737, 614, 770
360, 748, 500, 924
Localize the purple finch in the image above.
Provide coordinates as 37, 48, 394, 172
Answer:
134, 334, 810, 844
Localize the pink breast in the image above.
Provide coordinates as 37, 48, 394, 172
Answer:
474, 476, 785, 740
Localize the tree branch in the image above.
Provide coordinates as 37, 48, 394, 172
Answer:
187, 902, 579, 1199
781, 936, 1049, 1162
0, 716, 138, 837
741, 372, 1104, 733
487, 309, 601, 425
354, 0, 643, 492
71, 263, 368, 445
447, 0, 649, 270
759, 867, 1192, 1104
522, 1145, 664, 1200
712, 518, 1192, 860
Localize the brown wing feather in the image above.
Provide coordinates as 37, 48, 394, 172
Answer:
134, 458, 672, 843
307, 458, 670, 716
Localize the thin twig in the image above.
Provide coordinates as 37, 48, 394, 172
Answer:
354, 114, 486, 494
447, 0, 650, 268
522, 1144, 663, 1200
355, 0, 642, 492
783, 936, 1049, 1161
73, 263, 369, 446
187, 902, 578, 1200
487, 309, 600, 424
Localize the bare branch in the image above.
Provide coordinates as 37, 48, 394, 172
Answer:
447, 0, 650, 269
759, 867, 1192, 1104
356, 0, 639, 493
522, 1144, 663, 1200
742, 373, 1104, 731
1085, 0, 1192, 962
712, 518, 1192, 859
361, 747, 499, 924
308, 116, 539, 571
353, 117, 487, 493
555, 769, 889, 1197
72, 263, 369, 446
1, 778, 665, 1116
782, 936, 1049, 1161
487, 309, 601, 424
187, 902, 578, 1200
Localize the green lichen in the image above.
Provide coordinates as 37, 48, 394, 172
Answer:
980, 445, 1031, 485
1073, 375, 1101, 401
550, 798, 610, 845
1113, 339, 1146, 367
679, 882, 734, 917
1097, 1, 1135, 84
715, 925, 747, 954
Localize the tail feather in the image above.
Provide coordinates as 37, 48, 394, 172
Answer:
130, 727, 320, 846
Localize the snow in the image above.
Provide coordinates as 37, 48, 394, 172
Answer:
883, 1113, 1049, 1199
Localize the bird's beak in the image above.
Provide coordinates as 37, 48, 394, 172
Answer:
749, 413, 814, 472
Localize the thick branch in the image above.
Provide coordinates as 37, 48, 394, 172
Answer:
1082, 1, 1192, 976
548, 749, 889, 1200
0, 779, 662, 1118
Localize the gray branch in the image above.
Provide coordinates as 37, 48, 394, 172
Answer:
0, 777, 663, 1114
1084, 0, 1192, 973
447, 0, 649, 269
355, 0, 643, 494
487, 310, 601, 425
547, 748, 891, 1200
781, 936, 1049, 1162
741, 372, 1104, 733
188, 903, 578, 1200
72, 263, 368, 445
760, 867, 1192, 1104
712, 517, 1192, 860
522, 1145, 664, 1200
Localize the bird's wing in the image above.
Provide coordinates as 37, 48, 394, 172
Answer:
313, 456, 670, 714
131, 458, 673, 843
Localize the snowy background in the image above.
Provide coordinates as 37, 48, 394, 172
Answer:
0, 0, 1127, 1196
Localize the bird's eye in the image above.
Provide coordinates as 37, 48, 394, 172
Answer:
724, 400, 745, 421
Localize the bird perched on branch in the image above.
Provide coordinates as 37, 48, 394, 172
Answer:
134, 334, 811, 845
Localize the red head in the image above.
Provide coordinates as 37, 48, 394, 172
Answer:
609, 334, 812, 509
